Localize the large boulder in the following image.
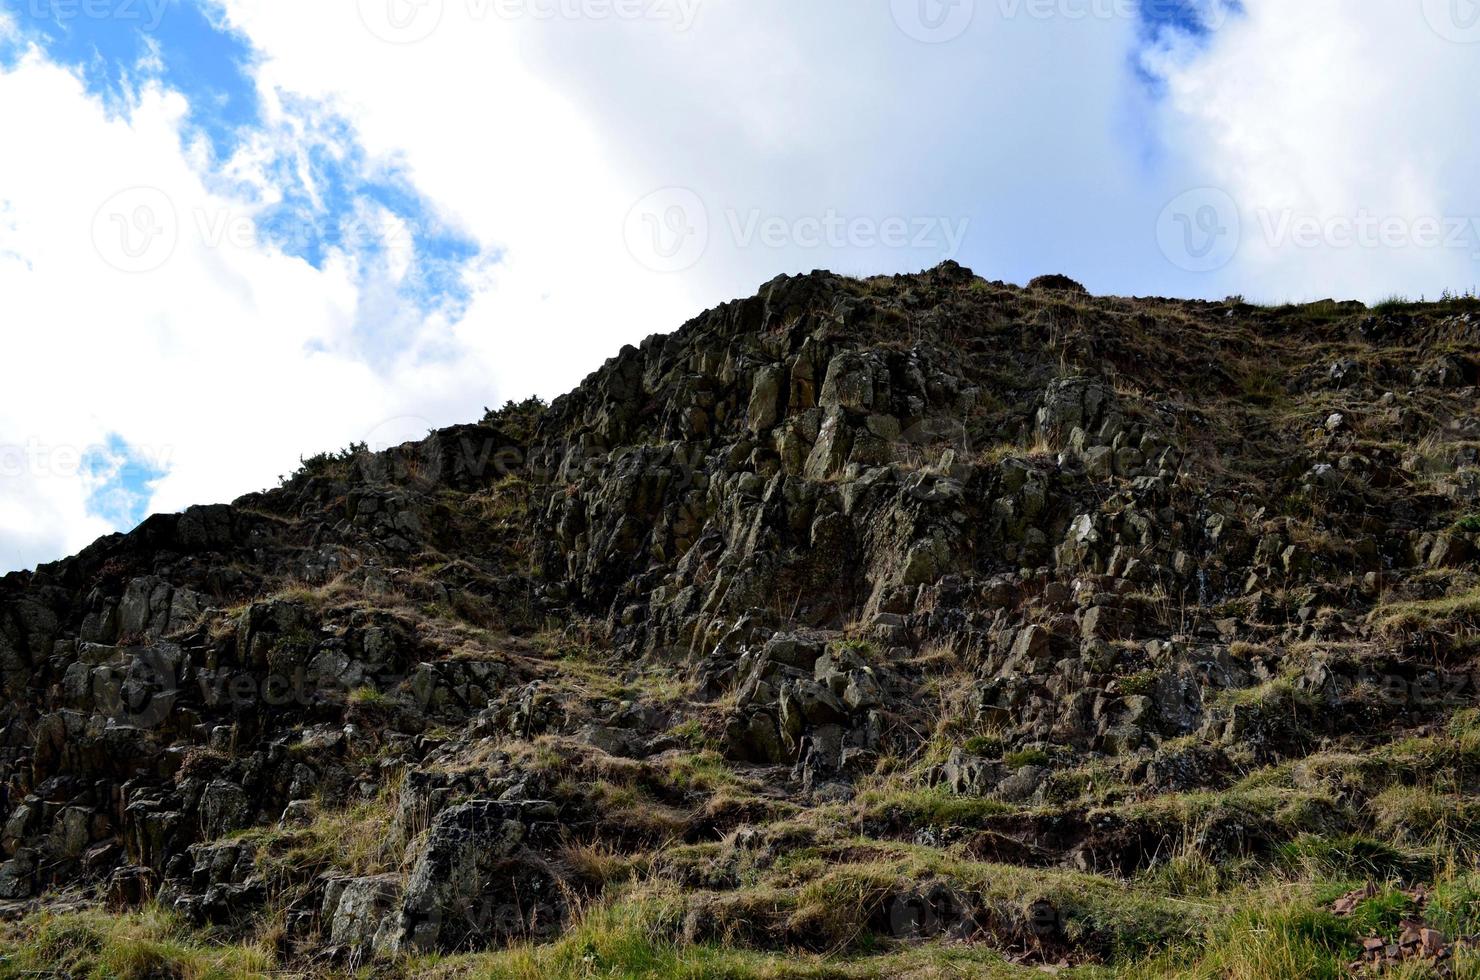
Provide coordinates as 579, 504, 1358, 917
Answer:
1036, 377, 1116, 450
388, 799, 566, 954
324, 874, 404, 957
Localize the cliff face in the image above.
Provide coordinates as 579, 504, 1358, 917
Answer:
2, 264, 1479, 973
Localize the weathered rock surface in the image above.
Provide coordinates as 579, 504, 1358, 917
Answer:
1, 265, 1478, 968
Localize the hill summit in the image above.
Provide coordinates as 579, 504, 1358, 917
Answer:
3, 263, 1480, 976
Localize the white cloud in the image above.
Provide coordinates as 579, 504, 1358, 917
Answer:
218, 0, 705, 400
1148, 0, 1480, 301
0, 50, 503, 570
218, 0, 1167, 310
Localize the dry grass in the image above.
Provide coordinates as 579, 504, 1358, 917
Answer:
1370, 584, 1480, 638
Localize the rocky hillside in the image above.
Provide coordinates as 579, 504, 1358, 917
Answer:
2, 263, 1480, 978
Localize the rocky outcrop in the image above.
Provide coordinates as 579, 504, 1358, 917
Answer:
389, 799, 566, 954
0, 266, 1477, 967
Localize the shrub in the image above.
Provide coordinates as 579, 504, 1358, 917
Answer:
1003, 748, 1051, 770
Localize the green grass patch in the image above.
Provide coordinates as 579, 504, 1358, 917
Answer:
1002, 748, 1051, 770
1369, 585, 1480, 636
0, 905, 276, 980
963, 734, 1004, 757
852, 785, 1015, 828
1276, 833, 1428, 882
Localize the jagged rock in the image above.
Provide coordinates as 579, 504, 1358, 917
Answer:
199, 780, 253, 839
389, 799, 565, 954
995, 765, 1048, 803
1037, 377, 1114, 449
779, 678, 848, 735
106, 865, 155, 908
748, 365, 787, 433
1427, 533, 1473, 569
576, 724, 639, 757
723, 710, 788, 764
1011, 625, 1052, 664
1028, 274, 1089, 294
1, 266, 1476, 969
1080, 605, 1122, 643
819, 352, 877, 413
934, 749, 1005, 796
1144, 745, 1230, 793
0, 850, 37, 899
161, 840, 264, 924
324, 874, 404, 955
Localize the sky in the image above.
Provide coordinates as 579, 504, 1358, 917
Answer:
1, 0, 1478, 572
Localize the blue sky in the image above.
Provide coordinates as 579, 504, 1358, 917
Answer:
1, 0, 1477, 571
81, 432, 167, 528
9, 0, 482, 321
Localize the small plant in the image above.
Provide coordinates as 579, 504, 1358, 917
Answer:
666, 719, 713, 752
480, 395, 549, 443
348, 686, 390, 707
1003, 748, 1051, 770
279, 441, 369, 486
1118, 669, 1160, 697
1240, 365, 1286, 407
962, 734, 1003, 757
